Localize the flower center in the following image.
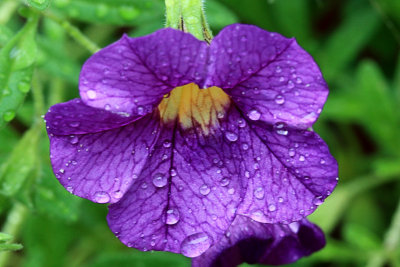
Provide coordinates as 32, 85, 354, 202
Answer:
158, 83, 230, 134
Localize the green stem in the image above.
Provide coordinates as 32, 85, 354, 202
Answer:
165, 0, 212, 42
0, 203, 27, 267
42, 12, 100, 54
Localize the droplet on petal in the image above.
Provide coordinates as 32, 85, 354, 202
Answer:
248, 109, 261, 121
180, 232, 212, 258
165, 209, 180, 225
225, 131, 238, 142
199, 184, 210, 196
94, 191, 110, 203
152, 173, 168, 188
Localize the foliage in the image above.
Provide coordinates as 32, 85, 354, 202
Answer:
0, 0, 399, 266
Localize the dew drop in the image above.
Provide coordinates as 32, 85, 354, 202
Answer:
244, 171, 250, 178
228, 188, 235, 195
273, 122, 288, 135
87, 90, 97, 99
66, 186, 74, 193
69, 121, 80, 127
165, 209, 180, 225
112, 190, 123, 199
289, 222, 300, 233
254, 187, 265, 199
59, 169, 65, 174
313, 196, 324, 206
287, 80, 295, 89
275, 66, 282, 73
268, 204, 277, 212
199, 184, 210, 196
69, 135, 79, 144
163, 140, 172, 148
288, 148, 295, 157
180, 232, 212, 258
248, 109, 261, 121
104, 104, 111, 111
152, 173, 167, 188
274, 94, 285, 105
170, 168, 177, 177
225, 131, 238, 142
94, 191, 110, 203
237, 119, 246, 128
278, 197, 284, 203
251, 210, 268, 223
320, 158, 326, 164
241, 143, 249, 150
220, 178, 230, 187
299, 155, 305, 162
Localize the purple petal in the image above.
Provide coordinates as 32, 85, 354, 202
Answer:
45, 100, 160, 204
45, 99, 134, 135
79, 29, 208, 116
237, 119, 338, 223
192, 216, 325, 267
208, 24, 328, 128
107, 108, 252, 256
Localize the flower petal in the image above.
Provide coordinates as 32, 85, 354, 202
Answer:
208, 24, 328, 128
45, 99, 134, 135
45, 100, 160, 204
79, 29, 208, 116
192, 216, 325, 267
237, 119, 338, 223
107, 108, 252, 256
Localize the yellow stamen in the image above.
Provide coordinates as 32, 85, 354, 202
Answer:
158, 83, 230, 135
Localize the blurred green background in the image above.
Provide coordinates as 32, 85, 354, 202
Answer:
0, 0, 399, 266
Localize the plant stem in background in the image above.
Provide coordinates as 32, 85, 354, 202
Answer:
0, 203, 27, 267
42, 12, 100, 54
165, 0, 212, 42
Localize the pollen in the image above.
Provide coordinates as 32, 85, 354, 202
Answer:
158, 83, 230, 134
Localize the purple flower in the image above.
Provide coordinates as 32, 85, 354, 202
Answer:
45, 24, 338, 265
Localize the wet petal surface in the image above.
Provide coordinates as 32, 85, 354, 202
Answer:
107, 108, 249, 255
192, 216, 325, 267
209, 24, 328, 128
46, 100, 160, 203
80, 29, 208, 116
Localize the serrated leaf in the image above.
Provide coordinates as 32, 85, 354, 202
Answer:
0, 124, 41, 196
0, 11, 39, 128
51, 0, 164, 26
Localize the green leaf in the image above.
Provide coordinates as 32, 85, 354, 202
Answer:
0, 25, 13, 48
206, 0, 238, 30
0, 242, 23, 252
318, 7, 379, 81
0, 124, 41, 196
51, 0, 164, 26
27, 0, 51, 11
0, 11, 39, 128
343, 223, 381, 250
87, 251, 189, 267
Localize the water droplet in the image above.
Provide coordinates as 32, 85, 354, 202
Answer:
199, 184, 210, 196
225, 131, 238, 142
104, 104, 111, 111
228, 188, 235, 195
320, 158, 326, 164
170, 168, 177, 177
112, 190, 123, 199
137, 106, 145, 115
244, 171, 250, 178
163, 140, 171, 148
274, 94, 285, 105
59, 168, 65, 174
268, 204, 277, 212
220, 178, 229, 187
69, 135, 78, 144
87, 90, 97, 99
237, 119, 246, 128
180, 232, 212, 258
299, 155, 305, 162
288, 148, 295, 157
66, 186, 74, 193
165, 209, 180, 225
313, 196, 323, 206
152, 173, 167, 188
251, 210, 268, 223
287, 80, 295, 89
254, 187, 265, 199
273, 122, 288, 135
275, 66, 282, 73
3, 110, 15, 122
289, 222, 300, 233
278, 197, 284, 203
241, 143, 249, 150
141, 182, 148, 189
69, 121, 80, 127
94, 191, 110, 203
248, 109, 261, 121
